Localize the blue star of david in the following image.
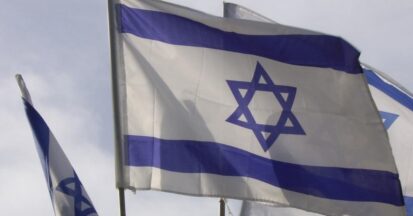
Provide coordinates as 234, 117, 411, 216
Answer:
379, 111, 399, 130
226, 62, 305, 151
56, 173, 97, 216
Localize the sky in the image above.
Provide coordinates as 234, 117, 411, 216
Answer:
0, 0, 412, 215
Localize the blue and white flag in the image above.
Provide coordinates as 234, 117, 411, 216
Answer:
224, 2, 413, 216
16, 75, 98, 216
113, 0, 404, 215
364, 65, 413, 216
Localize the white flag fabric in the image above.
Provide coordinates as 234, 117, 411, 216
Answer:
241, 201, 321, 216
224, 2, 276, 23
113, 0, 404, 215
16, 75, 98, 216
224, 2, 412, 216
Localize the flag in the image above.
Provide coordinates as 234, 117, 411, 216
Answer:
112, 0, 404, 215
364, 65, 413, 216
224, 2, 412, 216
241, 201, 321, 216
16, 75, 98, 216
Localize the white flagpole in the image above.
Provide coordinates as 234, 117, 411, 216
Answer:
107, 0, 126, 215
15, 74, 33, 105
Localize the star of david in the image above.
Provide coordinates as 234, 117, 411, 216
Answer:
56, 173, 97, 216
226, 62, 305, 151
379, 111, 399, 130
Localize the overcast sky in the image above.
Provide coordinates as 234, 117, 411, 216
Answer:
0, 0, 412, 215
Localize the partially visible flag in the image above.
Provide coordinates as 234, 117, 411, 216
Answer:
112, 0, 404, 215
241, 201, 321, 216
363, 65, 413, 216
224, 2, 413, 216
16, 75, 98, 216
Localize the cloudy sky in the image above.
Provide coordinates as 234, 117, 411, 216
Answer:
0, 0, 412, 215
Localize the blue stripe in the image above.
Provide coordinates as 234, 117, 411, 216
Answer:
405, 196, 413, 216
118, 4, 362, 75
364, 69, 413, 111
23, 99, 53, 194
126, 135, 403, 206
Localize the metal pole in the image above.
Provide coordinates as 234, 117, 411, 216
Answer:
118, 188, 126, 216
107, 0, 126, 215
220, 198, 225, 216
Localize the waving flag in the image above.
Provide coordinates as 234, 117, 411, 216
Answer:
16, 75, 98, 216
112, 0, 404, 215
364, 65, 413, 216
224, 2, 412, 216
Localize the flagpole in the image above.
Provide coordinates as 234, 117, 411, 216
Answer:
220, 198, 225, 216
107, 0, 126, 215
118, 188, 126, 216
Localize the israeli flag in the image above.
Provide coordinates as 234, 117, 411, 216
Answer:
225, 2, 413, 216
364, 65, 413, 216
113, 0, 404, 215
16, 75, 98, 216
